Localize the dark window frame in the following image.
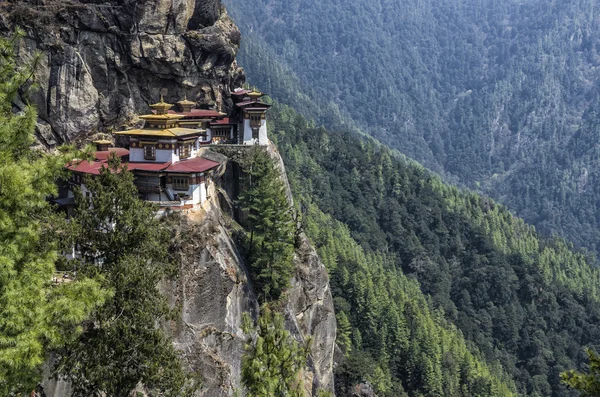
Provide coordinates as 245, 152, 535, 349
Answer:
144, 144, 156, 160
172, 177, 189, 191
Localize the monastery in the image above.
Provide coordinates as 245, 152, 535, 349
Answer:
60, 88, 271, 210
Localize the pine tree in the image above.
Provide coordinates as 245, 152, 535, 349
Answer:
241, 307, 308, 397
238, 147, 295, 300
336, 311, 353, 356
55, 154, 196, 397
562, 349, 600, 397
0, 31, 105, 396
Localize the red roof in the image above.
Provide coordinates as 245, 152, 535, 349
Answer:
235, 100, 271, 108
127, 162, 171, 172
211, 117, 234, 125
68, 148, 131, 175
67, 160, 105, 175
94, 148, 130, 161
165, 157, 220, 173
68, 147, 219, 176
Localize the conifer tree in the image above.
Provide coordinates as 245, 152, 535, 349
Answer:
239, 147, 295, 300
241, 307, 308, 396
336, 311, 353, 356
562, 349, 600, 397
55, 155, 195, 397
0, 31, 104, 395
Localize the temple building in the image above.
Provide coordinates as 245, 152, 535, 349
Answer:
61, 89, 270, 211
152, 89, 271, 145
64, 98, 220, 210
231, 88, 271, 145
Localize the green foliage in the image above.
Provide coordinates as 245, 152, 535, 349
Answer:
238, 147, 295, 301
0, 31, 104, 395
226, 0, 600, 262
269, 102, 600, 396
241, 307, 308, 397
335, 311, 352, 357
55, 155, 196, 397
562, 349, 600, 397
308, 202, 516, 397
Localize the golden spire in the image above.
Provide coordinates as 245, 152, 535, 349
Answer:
150, 95, 173, 115
177, 94, 196, 106
247, 88, 263, 99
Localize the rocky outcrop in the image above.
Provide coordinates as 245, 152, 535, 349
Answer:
351, 383, 377, 397
0, 0, 244, 147
169, 206, 258, 396
200, 145, 337, 395
286, 233, 337, 394
267, 142, 337, 393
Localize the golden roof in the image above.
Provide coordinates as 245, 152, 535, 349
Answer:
177, 94, 196, 106
114, 127, 205, 137
247, 89, 263, 99
149, 95, 173, 114
139, 113, 185, 121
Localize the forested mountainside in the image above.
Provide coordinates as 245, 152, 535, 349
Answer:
268, 101, 600, 396
223, 0, 600, 256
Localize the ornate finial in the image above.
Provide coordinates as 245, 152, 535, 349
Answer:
150, 95, 174, 114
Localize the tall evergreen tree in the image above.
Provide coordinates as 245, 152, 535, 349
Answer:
241, 307, 308, 397
238, 147, 295, 301
55, 155, 195, 397
0, 31, 104, 396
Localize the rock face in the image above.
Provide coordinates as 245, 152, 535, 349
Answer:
169, 206, 258, 396
0, 0, 244, 147
350, 383, 377, 397
163, 148, 336, 395
183, 146, 337, 395
267, 142, 337, 393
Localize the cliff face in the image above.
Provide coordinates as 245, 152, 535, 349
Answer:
0, 0, 244, 147
169, 147, 336, 396
171, 193, 336, 395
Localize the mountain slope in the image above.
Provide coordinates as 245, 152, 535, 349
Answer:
269, 101, 600, 396
224, 0, 600, 256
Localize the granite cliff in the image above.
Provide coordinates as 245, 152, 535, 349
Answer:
0, 0, 244, 147
175, 145, 336, 396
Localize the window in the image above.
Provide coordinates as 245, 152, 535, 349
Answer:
252, 127, 259, 139
144, 144, 156, 160
250, 114, 262, 127
172, 177, 189, 191
180, 142, 192, 159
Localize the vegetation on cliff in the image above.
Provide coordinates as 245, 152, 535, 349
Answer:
238, 147, 296, 301
0, 31, 195, 396
241, 308, 308, 396
562, 349, 600, 396
0, 32, 105, 396
269, 101, 600, 396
